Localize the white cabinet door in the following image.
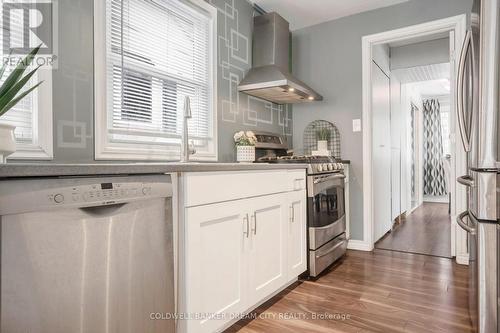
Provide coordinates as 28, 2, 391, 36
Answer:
247, 193, 288, 305
185, 200, 250, 333
287, 190, 307, 279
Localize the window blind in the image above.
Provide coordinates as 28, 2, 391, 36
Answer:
0, 4, 37, 144
106, 0, 212, 147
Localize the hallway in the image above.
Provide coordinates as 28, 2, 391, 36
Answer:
375, 202, 451, 258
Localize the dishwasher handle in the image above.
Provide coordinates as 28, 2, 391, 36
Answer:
79, 202, 128, 216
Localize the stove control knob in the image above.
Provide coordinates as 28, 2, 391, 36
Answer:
317, 164, 323, 172
328, 163, 334, 171
323, 164, 329, 172
337, 163, 344, 169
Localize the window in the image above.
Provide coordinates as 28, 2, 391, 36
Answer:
0, 4, 53, 160
94, 0, 217, 160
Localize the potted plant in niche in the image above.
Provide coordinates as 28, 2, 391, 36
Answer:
0, 46, 43, 163
316, 128, 330, 152
234, 131, 257, 163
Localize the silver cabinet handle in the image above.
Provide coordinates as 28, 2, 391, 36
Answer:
457, 175, 475, 187
293, 178, 304, 190
251, 212, 257, 235
290, 205, 295, 223
456, 210, 476, 234
243, 213, 249, 238
456, 30, 472, 152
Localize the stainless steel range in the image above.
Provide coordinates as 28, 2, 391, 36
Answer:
254, 132, 347, 277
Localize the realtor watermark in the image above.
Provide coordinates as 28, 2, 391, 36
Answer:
149, 311, 352, 322
2, 0, 58, 68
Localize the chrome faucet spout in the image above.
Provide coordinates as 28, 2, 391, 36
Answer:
181, 96, 196, 162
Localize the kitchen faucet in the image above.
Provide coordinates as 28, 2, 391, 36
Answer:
181, 96, 196, 162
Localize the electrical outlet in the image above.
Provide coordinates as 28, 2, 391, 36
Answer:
352, 119, 361, 132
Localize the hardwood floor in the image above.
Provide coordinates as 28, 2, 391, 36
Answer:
375, 202, 451, 258
225, 249, 471, 333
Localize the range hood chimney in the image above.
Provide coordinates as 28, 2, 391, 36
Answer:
238, 12, 323, 104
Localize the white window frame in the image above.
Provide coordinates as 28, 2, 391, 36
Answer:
94, 0, 218, 161
4, 68, 53, 161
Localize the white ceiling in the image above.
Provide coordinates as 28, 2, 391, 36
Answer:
392, 62, 450, 84
252, 0, 410, 30
409, 79, 451, 97
393, 62, 451, 97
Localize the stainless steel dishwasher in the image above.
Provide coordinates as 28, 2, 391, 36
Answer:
0, 174, 175, 333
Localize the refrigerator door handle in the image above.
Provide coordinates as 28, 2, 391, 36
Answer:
457, 175, 475, 187
456, 30, 472, 152
457, 210, 476, 234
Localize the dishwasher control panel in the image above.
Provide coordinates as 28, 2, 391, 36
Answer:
47, 182, 157, 205
0, 175, 173, 215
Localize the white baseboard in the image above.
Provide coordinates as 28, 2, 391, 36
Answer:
347, 239, 373, 251
456, 253, 469, 265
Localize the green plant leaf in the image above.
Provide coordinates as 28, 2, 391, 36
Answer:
0, 45, 41, 98
0, 81, 43, 117
0, 66, 41, 115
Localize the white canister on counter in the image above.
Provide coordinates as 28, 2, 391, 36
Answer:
236, 145, 255, 163
0, 124, 16, 163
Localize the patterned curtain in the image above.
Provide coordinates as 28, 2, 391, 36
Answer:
423, 99, 447, 196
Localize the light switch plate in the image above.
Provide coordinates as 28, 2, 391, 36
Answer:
352, 119, 362, 132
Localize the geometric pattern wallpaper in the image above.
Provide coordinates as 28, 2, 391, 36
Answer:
207, 0, 292, 134
423, 99, 447, 196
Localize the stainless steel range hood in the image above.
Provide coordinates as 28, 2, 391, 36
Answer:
238, 12, 323, 104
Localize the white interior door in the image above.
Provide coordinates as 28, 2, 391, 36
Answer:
390, 75, 402, 220
372, 61, 393, 242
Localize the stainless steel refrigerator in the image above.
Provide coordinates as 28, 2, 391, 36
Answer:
456, 0, 500, 332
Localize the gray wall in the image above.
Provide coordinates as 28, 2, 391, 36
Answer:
292, 0, 472, 240
22, 0, 290, 164
391, 37, 450, 70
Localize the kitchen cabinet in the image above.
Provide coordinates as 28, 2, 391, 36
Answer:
287, 190, 307, 279
184, 199, 250, 333
181, 170, 307, 333
247, 194, 288, 305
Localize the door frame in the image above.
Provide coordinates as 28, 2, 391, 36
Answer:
361, 14, 469, 264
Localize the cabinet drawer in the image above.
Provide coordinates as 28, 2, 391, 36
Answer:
184, 170, 290, 207
287, 170, 307, 191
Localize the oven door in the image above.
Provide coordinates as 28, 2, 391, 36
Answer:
308, 173, 346, 250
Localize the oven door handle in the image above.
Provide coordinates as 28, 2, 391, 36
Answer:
313, 174, 346, 184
